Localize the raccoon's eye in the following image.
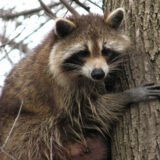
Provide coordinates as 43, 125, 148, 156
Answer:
102, 48, 120, 63
76, 50, 90, 58
102, 48, 113, 56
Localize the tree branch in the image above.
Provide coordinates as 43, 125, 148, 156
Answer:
73, 0, 90, 12
87, 0, 102, 9
50, 136, 53, 160
0, 19, 50, 62
0, 101, 23, 160
59, 0, 80, 16
2, 47, 14, 66
1, 36, 30, 54
18, 19, 51, 45
38, 0, 57, 19
0, 2, 60, 20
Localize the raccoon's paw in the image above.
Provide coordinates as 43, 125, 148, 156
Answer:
125, 83, 160, 103
141, 83, 160, 100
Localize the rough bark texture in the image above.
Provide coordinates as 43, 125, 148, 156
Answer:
103, 0, 160, 159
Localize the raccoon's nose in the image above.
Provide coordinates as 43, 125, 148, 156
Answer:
91, 68, 105, 80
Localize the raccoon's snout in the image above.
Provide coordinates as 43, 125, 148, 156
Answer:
91, 68, 105, 80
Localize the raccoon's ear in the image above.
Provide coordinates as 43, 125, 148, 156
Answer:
54, 18, 76, 38
104, 8, 125, 29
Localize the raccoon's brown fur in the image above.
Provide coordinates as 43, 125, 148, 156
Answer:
0, 9, 131, 160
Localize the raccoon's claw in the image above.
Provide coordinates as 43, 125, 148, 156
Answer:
142, 83, 160, 99
139, 83, 160, 101
142, 82, 155, 87
124, 83, 160, 103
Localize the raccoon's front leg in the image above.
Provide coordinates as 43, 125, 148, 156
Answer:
122, 83, 160, 104
97, 83, 160, 117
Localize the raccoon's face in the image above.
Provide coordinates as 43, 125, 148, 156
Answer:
49, 8, 130, 86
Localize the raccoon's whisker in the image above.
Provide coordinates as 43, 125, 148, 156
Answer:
109, 66, 122, 71
109, 64, 124, 73
109, 69, 122, 74
110, 54, 128, 64
110, 56, 127, 65
109, 63, 123, 70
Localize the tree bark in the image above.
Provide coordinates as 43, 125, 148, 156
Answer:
103, 0, 160, 159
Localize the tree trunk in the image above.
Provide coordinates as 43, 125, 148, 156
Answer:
103, 0, 160, 159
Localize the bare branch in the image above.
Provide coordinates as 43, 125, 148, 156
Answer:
73, 0, 90, 12
0, 19, 50, 62
1, 101, 23, 149
0, 2, 60, 20
59, 0, 80, 16
38, 0, 57, 19
50, 136, 53, 160
0, 25, 30, 54
0, 149, 17, 160
18, 19, 51, 45
1, 36, 30, 54
0, 101, 23, 160
87, 0, 102, 9
2, 47, 14, 66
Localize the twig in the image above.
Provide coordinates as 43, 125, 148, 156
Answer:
0, 2, 59, 20
63, 0, 73, 17
60, 0, 80, 16
73, 0, 90, 12
0, 25, 27, 48
2, 47, 14, 66
0, 36, 30, 54
0, 19, 50, 62
0, 100, 23, 160
50, 136, 53, 160
87, 0, 102, 9
0, 148, 17, 160
38, 0, 57, 19
1, 100, 24, 149
18, 19, 51, 45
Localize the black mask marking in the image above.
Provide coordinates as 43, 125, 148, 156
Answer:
62, 50, 90, 72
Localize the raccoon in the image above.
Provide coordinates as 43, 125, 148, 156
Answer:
0, 8, 160, 160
